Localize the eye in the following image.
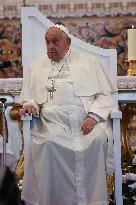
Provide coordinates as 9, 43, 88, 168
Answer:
53, 39, 59, 44
46, 41, 49, 45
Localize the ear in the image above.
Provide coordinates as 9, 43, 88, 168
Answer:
67, 37, 71, 46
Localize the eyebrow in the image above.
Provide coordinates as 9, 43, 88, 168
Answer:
45, 36, 59, 42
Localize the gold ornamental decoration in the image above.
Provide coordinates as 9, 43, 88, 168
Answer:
127, 60, 136, 76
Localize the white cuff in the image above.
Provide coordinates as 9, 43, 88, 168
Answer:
87, 112, 102, 123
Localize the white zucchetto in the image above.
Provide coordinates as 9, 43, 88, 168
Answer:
51, 24, 71, 38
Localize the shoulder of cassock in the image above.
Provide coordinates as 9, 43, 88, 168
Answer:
19, 55, 51, 104
19, 50, 117, 104
68, 49, 117, 97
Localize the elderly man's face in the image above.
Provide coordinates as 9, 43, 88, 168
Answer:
45, 27, 71, 62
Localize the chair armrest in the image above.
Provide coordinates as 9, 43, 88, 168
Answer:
110, 110, 122, 119
21, 113, 33, 121
21, 114, 32, 160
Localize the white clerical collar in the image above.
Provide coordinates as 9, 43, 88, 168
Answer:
53, 24, 71, 38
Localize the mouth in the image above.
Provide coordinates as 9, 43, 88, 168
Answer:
48, 51, 56, 54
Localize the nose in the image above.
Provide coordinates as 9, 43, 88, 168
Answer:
48, 42, 54, 50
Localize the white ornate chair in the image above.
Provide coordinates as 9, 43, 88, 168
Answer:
21, 7, 122, 205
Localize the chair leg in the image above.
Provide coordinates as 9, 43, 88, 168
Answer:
113, 118, 123, 205
21, 115, 32, 161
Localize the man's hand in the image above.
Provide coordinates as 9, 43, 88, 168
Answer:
19, 104, 39, 117
81, 116, 97, 135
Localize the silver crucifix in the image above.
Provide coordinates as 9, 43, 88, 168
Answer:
48, 84, 56, 100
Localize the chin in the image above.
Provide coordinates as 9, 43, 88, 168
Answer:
49, 55, 59, 62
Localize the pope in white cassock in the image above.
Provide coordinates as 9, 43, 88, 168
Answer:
20, 24, 117, 205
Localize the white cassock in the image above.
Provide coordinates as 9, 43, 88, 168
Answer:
20, 48, 117, 205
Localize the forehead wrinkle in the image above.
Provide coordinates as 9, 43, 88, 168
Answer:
45, 28, 63, 39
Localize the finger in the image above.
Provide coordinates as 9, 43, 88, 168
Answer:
31, 106, 37, 114
84, 122, 95, 130
22, 107, 28, 115
80, 123, 84, 132
82, 127, 89, 135
26, 106, 33, 115
83, 129, 89, 135
19, 108, 24, 116
32, 107, 39, 117
83, 127, 94, 135
81, 123, 89, 134
81, 125, 84, 132
19, 108, 29, 116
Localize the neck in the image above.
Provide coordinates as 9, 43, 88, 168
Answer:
52, 48, 71, 63
60, 48, 71, 62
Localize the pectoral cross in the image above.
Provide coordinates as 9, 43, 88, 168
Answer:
48, 84, 56, 100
